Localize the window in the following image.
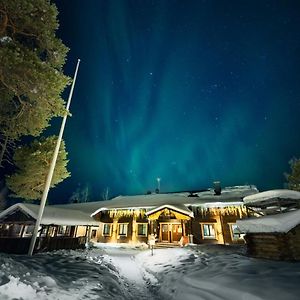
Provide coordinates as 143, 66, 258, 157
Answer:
137, 223, 147, 236
230, 224, 243, 240
202, 224, 216, 239
24, 225, 35, 236
57, 226, 66, 236
91, 229, 97, 239
0, 224, 9, 237
12, 224, 23, 236
102, 223, 112, 236
118, 223, 128, 236
40, 226, 48, 237
65, 226, 72, 237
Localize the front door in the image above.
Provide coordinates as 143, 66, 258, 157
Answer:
161, 224, 169, 241
160, 223, 183, 242
172, 224, 182, 242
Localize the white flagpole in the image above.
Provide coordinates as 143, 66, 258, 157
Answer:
28, 59, 81, 256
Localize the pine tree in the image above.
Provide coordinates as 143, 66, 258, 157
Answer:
285, 158, 300, 191
0, 0, 70, 166
0, 180, 7, 211
6, 136, 70, 201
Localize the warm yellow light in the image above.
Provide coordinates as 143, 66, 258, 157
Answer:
108, 208, 146, 219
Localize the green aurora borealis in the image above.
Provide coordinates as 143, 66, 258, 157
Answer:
51, 0, 300, 202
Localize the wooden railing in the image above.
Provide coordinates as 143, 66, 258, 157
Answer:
0, 236, 86, 254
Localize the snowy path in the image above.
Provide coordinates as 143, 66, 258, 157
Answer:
103, 247, 156, 299
100, 246, 201, 300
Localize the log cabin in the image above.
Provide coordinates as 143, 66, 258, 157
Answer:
237, 189, 300, 261
0, 185, 258, 253
89, 185, 258, 246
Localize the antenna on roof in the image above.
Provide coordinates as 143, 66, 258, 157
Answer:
156, 177, 161, 193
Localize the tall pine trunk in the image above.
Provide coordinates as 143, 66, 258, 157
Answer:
0, 136, 9, 167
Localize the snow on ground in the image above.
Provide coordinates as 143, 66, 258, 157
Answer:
0, 248, 126, 300
141, 245, 300, 300
0, 244, 300, 300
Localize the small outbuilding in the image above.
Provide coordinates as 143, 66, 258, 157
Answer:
237, 189, 300, 261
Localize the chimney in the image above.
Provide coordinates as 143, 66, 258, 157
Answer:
213, 181, 221, 195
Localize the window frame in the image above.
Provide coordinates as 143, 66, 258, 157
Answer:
137, 223, 148, 237
102, 223, 112, 236
57, 225, 66, 236
200, 223, 216, 239
118, 223, 128, 237
11, 224, 23, 237
23, 225, 35, 236
65, 226, 72, 237
229, 223, 243, 241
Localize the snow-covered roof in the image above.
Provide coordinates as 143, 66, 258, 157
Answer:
52, 201, 105, 215
0, 203, 99, 226
243, 189, 300, 207
0, 186, 257, 226
90, 185, 258, 216
145, 204, 194, 217
236, 209, 300, 233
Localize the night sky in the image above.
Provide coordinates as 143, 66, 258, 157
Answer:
50, 0, 300, 203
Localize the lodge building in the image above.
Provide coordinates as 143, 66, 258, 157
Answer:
91, 185, 257, 245
0, 185, 258, 253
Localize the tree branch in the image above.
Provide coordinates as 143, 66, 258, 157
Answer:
1, 158, 13, 166
31, 182, 45, 191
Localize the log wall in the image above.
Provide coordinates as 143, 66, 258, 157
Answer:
97, 214, 148, 244
244, 224, 300, 261
191, 210, 245, 245
96, 207, 246, 245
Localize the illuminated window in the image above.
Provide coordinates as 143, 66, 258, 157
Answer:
202, 224, 216, 239
230, 224, 243, 240
45, 226, 54, 237
137, 223, 147, 236
57, 226, 66, 235
118, 223, 128, 236
102, 223, 112, 236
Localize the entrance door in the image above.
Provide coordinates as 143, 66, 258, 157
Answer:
172, 224, 182, 242
161, 224, 169, 242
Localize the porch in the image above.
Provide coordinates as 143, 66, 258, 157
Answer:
146, 204, 193, 244
0, 223, 93, 254
0, 236, 86, 254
